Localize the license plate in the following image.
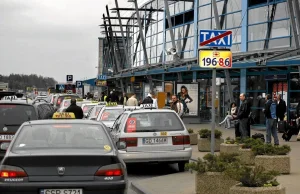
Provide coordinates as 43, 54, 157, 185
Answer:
0, 135, 14, 140
41, 189, 83, 194
143, 138, 167, 144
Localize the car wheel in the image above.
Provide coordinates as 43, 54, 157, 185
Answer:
178, 161, 188, 172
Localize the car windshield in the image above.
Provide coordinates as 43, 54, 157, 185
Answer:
125, 112, 184, 133
100, 109, 124, 121
11, 124, 111, 151
0, 104, 38, 127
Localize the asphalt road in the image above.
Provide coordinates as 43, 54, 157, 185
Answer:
127, 163, 179, 194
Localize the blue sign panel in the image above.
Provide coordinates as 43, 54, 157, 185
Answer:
98, 75, 107, 80
199, 30, 232, 47
58, 84, 65, 91
76, 81, 83, 88
66, 75, 73, 82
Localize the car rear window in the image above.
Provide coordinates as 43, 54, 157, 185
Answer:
100, 109, 124, 121
83, 105, 95, 113
125, 112, 184, 133
11, 124, 111, 151
0, 104, 38, 127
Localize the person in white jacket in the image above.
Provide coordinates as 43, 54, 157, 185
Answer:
152, 95, 158, 108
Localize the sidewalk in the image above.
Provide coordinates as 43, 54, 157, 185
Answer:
131, 124, 300, 194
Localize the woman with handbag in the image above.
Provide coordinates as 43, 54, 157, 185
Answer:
219, 102, 238, 129
177, 85, 193, 115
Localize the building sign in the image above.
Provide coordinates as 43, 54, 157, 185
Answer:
199, 50, 232, 68
176, 83, 199, 117
96, 80, 107, 86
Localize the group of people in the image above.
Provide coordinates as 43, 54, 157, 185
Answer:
219, 93, 286, 145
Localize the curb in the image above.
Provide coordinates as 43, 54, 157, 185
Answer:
131, 181, 152, 194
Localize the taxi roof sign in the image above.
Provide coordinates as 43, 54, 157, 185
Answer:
141, 103, 156, 109
98, 101, 107, 105
52, 112, 76, 119
106, 102, 118, 106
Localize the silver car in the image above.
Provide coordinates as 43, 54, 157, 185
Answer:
110, 109, 192, 172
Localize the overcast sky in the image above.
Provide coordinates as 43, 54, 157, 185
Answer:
0, 0, 141, 82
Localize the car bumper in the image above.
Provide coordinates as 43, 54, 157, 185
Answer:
118, 147, 192, 163
0, 181, 126, 194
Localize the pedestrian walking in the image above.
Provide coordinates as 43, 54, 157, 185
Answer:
126, 94, 139, 106
170, 95, 184, 119
65, 98, 84, 119
237, 93, 251, 138
276, 94, 286, 121
264, 94, 279, 145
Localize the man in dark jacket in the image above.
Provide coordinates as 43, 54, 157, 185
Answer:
142, 93, 153, 104
65, 99, 84, 119
237, 93, 251, 138
264, 94, 279, 145
119, 92, 128, 105
276, 94, 286, 121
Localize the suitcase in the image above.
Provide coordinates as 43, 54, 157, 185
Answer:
252, 133, 265, 143
278, 121, 287, 133
282, 123, 300, 141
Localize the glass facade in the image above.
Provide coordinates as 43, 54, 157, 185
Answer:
121, 0, 292, 68
102, 0, 298, 125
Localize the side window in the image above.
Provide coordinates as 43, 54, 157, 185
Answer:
37, 105, 44, 119
118, 114, 128, 132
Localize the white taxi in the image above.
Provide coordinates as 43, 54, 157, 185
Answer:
96, 102, 125, 128
81, 101, 99, 118
57, 98, 90, 112
86, 102, 107, 120
110, 107, 192, 172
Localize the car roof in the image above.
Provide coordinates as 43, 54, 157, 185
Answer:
22, 119, 102, 125
103, 106, 124, 110
0, 99, 33, 105
124, 109, 176, 114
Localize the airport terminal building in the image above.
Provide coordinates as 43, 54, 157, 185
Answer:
96, 0, 300, 125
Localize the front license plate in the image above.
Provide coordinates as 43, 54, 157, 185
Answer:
143, 138, 167, 145
0, 135, 14, 140
41, 189, 83, 194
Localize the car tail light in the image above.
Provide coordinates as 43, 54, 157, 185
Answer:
172, 135, 190, 145
95, 164, 123, 176
120, 137, 137, 147
0, 165, 27, 178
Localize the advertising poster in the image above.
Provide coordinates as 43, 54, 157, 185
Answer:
176, 83, 199, 116
126, 118, 137, 133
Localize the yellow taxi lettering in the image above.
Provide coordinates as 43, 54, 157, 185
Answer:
160, 132, 167, 136
106, 102, 118, 106
52, 112, 75, 119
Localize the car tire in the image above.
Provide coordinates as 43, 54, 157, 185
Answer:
178, 161, 188, 172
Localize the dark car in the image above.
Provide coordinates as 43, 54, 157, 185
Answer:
0, 119, 127, 194
53, 94, 80, 110
0, 97, 55, 160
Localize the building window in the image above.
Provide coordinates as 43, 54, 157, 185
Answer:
268, 37, 290, 49
198, 5, 212, 20
226, 12, 242, 29
248, 0, 271, 7
165, 9, 194, 29
248, 23, 267, 41
248, 6, 268, 24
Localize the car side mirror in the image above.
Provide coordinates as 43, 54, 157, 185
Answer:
0, 142, 10, 151
116, 142, 126, 149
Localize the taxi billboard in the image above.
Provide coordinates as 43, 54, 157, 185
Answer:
199, 50, 232, 68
